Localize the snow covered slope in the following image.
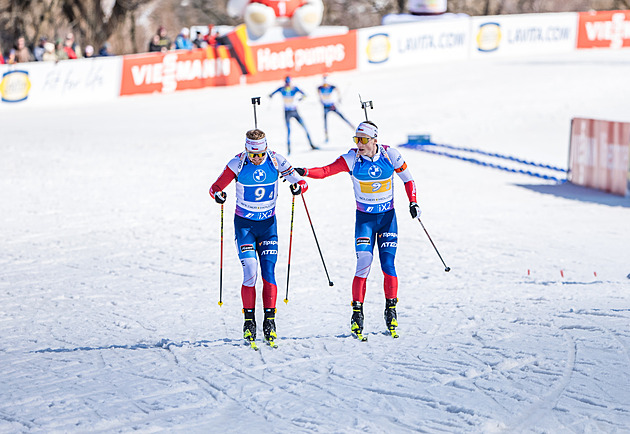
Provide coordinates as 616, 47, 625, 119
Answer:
1, 49, 629, 432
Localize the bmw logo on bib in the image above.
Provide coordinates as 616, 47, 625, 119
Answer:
368, 165, 382, 178
253, 169, 266, 183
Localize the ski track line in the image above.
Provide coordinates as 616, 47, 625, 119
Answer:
506, 323, 577, 431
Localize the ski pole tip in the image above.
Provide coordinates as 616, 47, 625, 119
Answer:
283, 298, 289, 304
444, 267, 451, 272
329, 281, 334, 286
218, 301, 223, 306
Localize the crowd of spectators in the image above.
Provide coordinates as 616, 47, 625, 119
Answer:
0, 32, 114, 65
0, 25, 219, 65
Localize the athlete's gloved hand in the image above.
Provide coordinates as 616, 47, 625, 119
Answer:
214, 191, 227, 204
290, 180, 308, 195
409, 202, 421, 219
294, 167, 308, 176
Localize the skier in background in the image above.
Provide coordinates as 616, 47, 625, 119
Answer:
209, 128, 308, 348
269, 76, 317, 155
317, 75, 353, 143
294, 121, 421, 340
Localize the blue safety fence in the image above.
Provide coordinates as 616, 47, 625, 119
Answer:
401, 139, 568, 183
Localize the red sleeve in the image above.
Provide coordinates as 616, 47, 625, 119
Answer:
305, 156, 350, 178
404, 180, 417, 203
209, 166, 236, 196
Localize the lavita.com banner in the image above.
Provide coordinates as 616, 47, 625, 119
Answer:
470, 12, 577, 58
568, 117, 630, 196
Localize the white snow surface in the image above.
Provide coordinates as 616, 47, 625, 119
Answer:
2, 50, 630, 433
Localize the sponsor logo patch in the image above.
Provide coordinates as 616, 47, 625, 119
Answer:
356, 237, 371, 245
240, 244, 255, 252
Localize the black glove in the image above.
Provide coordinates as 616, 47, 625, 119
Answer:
289, 183, 302, 196
294, 167, 307, 176
409, 202, 421, 219
214, 191, 227, 204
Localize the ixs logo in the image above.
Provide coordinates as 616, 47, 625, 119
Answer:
130, 53, 231, 93
240, 244, 255, 253
356, 237, 371, 246
0, 70, 31, 102
257, 44, 346, 72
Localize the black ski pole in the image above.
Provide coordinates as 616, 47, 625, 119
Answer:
284, 194, 296, 304
218, 202, 224, 305
301, 194, 334, 286
251, 96, 260, 128
418, 218, 451, 272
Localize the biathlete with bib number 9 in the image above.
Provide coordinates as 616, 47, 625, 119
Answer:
209, 128, 308, 348
295, 120, 421, 340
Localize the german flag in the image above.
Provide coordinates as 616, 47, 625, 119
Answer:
224, 24, 257, 75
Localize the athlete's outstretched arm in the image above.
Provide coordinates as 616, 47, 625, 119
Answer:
209, 166, 236, 197
296, 156, 350, 179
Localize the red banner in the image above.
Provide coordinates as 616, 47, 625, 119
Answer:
245, 30, 357, 84
577, 10, 630, 49
119, 46, 241, 96
569, 118, 630, 196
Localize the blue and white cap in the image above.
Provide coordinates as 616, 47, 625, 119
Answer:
356, 122, 377, 138
245, 136, 267, 153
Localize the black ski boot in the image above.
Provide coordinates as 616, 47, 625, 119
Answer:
243, 308, 256, 344
263, 308, 278, 348
384, 298, 399, 338
351, 301, 367, 341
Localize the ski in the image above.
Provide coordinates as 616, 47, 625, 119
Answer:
245, 338, 259, 351
388, 329, 399, 339
352, 331, 368, 342
265, 338, 278, 349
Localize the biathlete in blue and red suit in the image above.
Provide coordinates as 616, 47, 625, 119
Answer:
269, 76, 317, 155
295, 121, 422, 339
210, 128, 308, 346
317, 75, 353, 143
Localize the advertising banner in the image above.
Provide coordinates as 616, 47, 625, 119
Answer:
470, 13, 576, 58
577, 10, 630, 49
0, 57, 121, 109
569, 117, 630, 196
119, 46, 240, 96
357, 19, 469, 71
244, 31, 357, 83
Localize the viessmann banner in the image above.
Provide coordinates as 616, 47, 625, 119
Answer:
119, 46, 241, 96
577, 10, 630, 49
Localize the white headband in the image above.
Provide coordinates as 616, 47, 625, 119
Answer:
245, 137, 267, 153
356, 122, 377, 138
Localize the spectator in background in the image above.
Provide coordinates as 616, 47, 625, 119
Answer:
204, 25, 217, 47
84, 45, 95, 58
6, 49, 17, 64
63, 33, 79, 59
33, 36, 47, 61
193, 31, 207, 49
42, 41, 57, 62
148, 34, 162, 52
174, 27, 193, 50
55, 39, 69, 61
157, 26, 172, 51
0, 44, 4, 64
66, 32, 82, 58
15, 36, 34, 63
98, 42, 112, 56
